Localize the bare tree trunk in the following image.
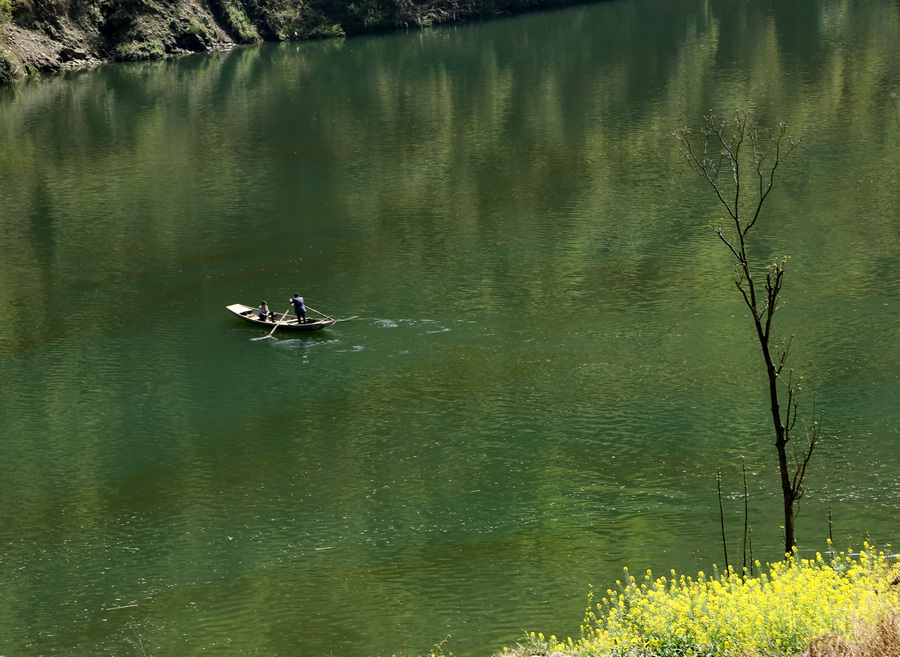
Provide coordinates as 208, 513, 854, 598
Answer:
763, 334, 796, 552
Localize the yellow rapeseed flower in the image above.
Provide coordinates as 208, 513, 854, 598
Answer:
561, 547, 899, 657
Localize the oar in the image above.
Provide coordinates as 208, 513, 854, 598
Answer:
254, 306, 291, 341
305, 305, 334, 321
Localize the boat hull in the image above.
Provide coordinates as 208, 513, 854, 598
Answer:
226, 304, 335, 331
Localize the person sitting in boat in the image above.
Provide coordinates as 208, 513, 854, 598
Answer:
257, 301, 275, 321
290, 293, 307, 324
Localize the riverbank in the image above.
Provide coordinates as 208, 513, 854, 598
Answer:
0, 0, 597, 83
498, 549, 900, 657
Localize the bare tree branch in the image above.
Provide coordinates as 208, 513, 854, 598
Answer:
673, 112, 816, 554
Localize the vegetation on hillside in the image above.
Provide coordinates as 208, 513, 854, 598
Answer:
507, 546, 900, 657
0, 0, 593, 82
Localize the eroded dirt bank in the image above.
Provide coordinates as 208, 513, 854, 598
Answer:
0, 0, 591, 83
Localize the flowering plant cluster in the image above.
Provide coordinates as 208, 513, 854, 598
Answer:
510, 545, 899, 657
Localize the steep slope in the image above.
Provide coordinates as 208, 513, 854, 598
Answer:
0, 0, 590, 83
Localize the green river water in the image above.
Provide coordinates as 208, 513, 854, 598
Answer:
0, 0, 898, 655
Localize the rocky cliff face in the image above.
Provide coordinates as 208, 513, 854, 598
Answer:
1, 0, 265, 83
0, 0, 587, 84
0, 0, 288, 82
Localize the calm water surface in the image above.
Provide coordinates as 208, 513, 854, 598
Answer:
0, 0, 898, 655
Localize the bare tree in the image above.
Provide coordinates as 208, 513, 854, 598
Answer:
673, 111, 822, 555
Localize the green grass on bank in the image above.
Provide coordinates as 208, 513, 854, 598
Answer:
0, 0, 13, 22
503, 545, 900, 657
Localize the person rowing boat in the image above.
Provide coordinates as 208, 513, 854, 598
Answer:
225, 303, 336, 333
290, 294, 307, 324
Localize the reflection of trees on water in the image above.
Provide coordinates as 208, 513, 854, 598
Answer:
1, 0, 897, 444
1, 0, 897, 430
0, 3, 898, 653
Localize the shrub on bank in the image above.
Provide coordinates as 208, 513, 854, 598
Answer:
507, 545, 900, 657
0, 47, 20, 82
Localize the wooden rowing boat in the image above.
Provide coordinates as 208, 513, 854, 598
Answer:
226, 303, 335, 331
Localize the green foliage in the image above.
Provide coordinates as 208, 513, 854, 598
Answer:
310, 22, 344, 37
254, 0, 311, 40
337, 0, 423, 34
116, 38, 165, 60
236, 0, 349, 40
509, 546, 900, 657
0, 48, 17, 83
0, 0, 14, 21
344, 0, 389, 32
216, 0, 260, 42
